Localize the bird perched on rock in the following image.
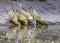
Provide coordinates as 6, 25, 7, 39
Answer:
37, 20, 47, 25
32, 9, 41, 28
8, 10, 19, 25
32, 10, 48, 31
33, 10, 41, 22
16, 12, 28, 25
37, 20, 48, 31
20, 10, 34, 25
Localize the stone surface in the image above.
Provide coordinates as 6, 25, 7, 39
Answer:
0, 1, 60, 24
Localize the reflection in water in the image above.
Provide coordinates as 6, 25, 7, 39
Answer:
0, 25, 60, 43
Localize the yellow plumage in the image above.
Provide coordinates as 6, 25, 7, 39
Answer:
33, 10, 41, 21
16, 12, 27, 22
20, 10, 31, 18
12, 17, 19, 25
40, 20, 46, 24
29, 18, 34, 23
21, 10, 34, 23
8, 10, 19, 25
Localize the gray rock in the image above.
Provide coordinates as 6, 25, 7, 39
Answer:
0, 1, 60, 25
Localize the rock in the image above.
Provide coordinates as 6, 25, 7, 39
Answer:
0, 1, 60, 25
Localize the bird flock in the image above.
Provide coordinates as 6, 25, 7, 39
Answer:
5, 9, 49, 43
8, 9, 47, 31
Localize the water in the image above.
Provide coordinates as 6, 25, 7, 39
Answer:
0, 25, 60, 43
